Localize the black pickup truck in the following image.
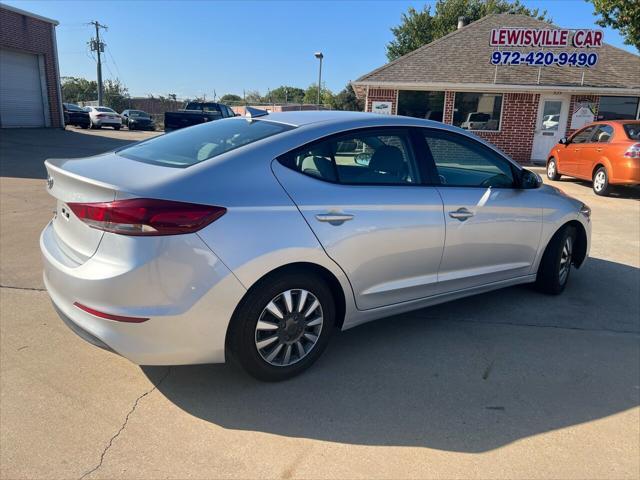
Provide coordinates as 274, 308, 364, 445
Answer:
164, 102, 236, 131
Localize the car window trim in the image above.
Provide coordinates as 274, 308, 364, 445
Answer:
418, 127, 520, 189
277, 126, 430, 187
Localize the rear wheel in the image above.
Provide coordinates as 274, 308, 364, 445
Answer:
535, 225, 576, 295
547, 158, 561, 180
593, 167, 611, 196
228, 270, 335, 381
113, 125, 121, 131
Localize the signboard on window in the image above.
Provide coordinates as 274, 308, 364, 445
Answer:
371, 101, 392, 115
490, 28, 602, 68
570, 102, 596, 129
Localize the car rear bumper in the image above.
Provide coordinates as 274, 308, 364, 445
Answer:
93, 119, 121, 126
40, 221, 246, 365
611, 160, 640, 185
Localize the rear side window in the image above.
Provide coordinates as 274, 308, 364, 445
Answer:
571, 126, 596, 144
422, 129, 515, 188
592, 125, 614, 143
279, 129, 420, 185
119, 118, 294, 167
623, 123, 640, 140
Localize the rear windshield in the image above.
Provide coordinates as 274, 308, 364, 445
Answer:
129, 110, 148, 117
623, 123, 640, 140
65, 103, 84, 111
96, 107, 115, 113
118, 118, 294, 167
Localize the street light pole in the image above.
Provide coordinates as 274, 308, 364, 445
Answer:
314, 52, 323, 109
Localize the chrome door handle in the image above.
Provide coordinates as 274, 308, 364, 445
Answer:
315, 213, 354, 225
448, 208, 474, 221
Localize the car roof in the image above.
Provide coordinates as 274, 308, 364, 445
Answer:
262, 110, 447, 128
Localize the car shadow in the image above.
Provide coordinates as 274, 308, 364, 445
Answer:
556, 177, 640, 200
0, 128, 135, 179
143, 257, 639, 452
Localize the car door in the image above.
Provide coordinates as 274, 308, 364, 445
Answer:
564, 125, 596, 177
419, 128, 542, 292
272, 127, 445, 310
579, 124, 613, 178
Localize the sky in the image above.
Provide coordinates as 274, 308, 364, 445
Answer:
4, 0, 637, 100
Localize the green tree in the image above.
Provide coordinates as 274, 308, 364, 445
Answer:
103, 78, 129, 112
303, 84, 335, 106
269, 86, 306, 104
219, 94, 242, 103
244, 90, 263, 103
333, 84, 364, 111
588, 0, 639, 51
61, 76, 98, 103
387, 0, 550, 60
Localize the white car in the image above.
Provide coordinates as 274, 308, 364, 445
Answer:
84, 106, 122, 130
41, 110, 591, 381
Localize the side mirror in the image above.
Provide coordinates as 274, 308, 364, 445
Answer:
520, 169, 542, 189
559, 137, 569, 145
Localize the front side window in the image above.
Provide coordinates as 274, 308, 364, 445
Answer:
119, 118, 294, 167
571, 126, 596, 144
279, 130, 420, 185
423, 130, 515, 188
453, 93, 503, 131
592, 124, 614, 143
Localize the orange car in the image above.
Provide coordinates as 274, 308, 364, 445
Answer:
546, 120, 640, 196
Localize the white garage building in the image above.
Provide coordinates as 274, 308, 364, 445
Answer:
0, 4, 63, 128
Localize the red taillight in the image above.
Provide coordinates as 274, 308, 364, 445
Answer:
624, 143, 640, 158
74, 302, 149, 323
96, 113, 107, 118
67, 198, 226, 236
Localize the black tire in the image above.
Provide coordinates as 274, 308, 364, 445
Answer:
113, 125, 121, 130
546, 157, 561, 181
593, 166, 611, 196
228, 270, 336, 381
81, 124, 89, 129
535, 225, 576, 295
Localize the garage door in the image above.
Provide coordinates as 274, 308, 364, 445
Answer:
0, 48, 46, 127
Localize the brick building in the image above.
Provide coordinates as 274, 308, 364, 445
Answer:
352, 14, 640, 164
0, 4, 63, 128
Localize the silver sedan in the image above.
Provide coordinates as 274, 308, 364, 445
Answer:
40, 111, 591, 381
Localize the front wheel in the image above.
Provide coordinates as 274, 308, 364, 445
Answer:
228, 270, 335, 381
547, 158, 561, 181
535, 225, 576, 295
593, 167, 611, 196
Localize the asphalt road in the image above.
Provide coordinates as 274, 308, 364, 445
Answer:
1, 127, 638, 479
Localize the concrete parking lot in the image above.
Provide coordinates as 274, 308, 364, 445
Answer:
1, 127, 638, 479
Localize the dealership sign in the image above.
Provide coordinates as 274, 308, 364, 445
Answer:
371, 101, 392, 115
490, 28, 602, 67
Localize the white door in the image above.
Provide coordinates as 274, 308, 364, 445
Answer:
0, 48, 46, 127
531, 95, 570, 162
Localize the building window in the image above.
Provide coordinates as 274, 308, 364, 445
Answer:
597, 96, 640, 121
453, 93, 503, 131
397, 91, 445, 121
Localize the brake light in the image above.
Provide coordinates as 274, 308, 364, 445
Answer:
623, 143, 640, 158
67, 198, 226, 236
96, 113, 107, 118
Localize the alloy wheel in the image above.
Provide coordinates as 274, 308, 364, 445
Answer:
254, 289, 323, 367
547, 161, 556, 179
594, 170, 606, 192
559, 236, 573, 285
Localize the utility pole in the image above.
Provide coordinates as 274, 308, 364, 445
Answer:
314, 52, 324, 109
88, 21, 107, 105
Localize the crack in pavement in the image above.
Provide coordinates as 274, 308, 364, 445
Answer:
78, 367, 172, 480
0, 284, 46, 292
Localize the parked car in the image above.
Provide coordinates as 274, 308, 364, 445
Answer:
84, 106, 122, 130
460, 112, 498, 130
546, 120, 640, 196
164, 102, 236, 132
41, 111, 591, 381
121, 109, 156, 131
62, 103, 90, 129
